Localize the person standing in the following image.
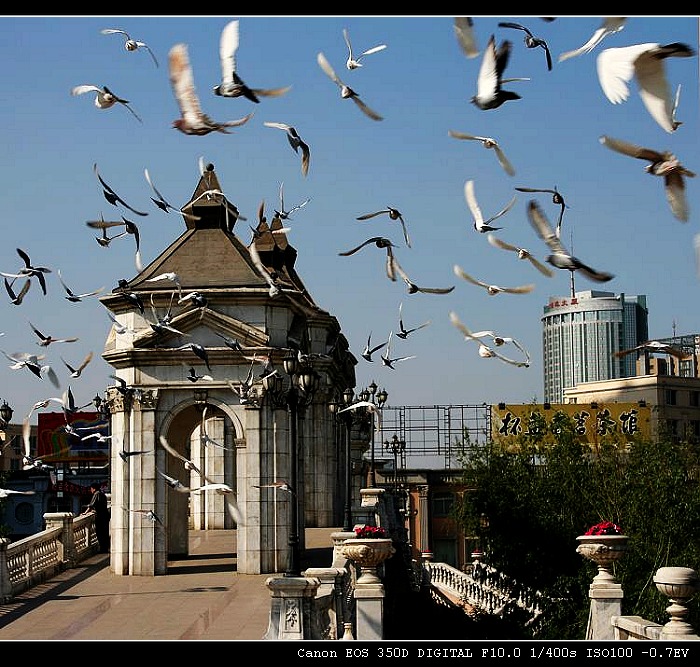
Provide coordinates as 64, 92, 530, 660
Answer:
82, 482, 110, 553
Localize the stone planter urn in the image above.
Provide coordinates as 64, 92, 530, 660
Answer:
341, 538, 396, 584
653, 566, 700, 637
576, 534, 629, 584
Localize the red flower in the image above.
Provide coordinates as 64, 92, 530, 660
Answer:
354, 525, 387, 539
584, 521, 622, 536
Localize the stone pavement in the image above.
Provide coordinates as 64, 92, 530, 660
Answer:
0, 528, 339, 641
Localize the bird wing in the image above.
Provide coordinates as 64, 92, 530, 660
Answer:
598, 135, 662, 162
317, 51, 342, 86
453, 265, 487, 289
71, 84, 102, 97
219, 19, 239, 85
350, 94, 383, 121
169, 43, 204, 124
664, 171, 689, 222
492, 144, 515, 176
449, 311, 481, 343
486, 195, 517, 225
559, 17, 626, 61
475, 35, 499, 105
487, 233, 518, 253
633, 47, 676, 134
357, 210, 387, 221
526, 200, 567, 255
464, 180, 484, 228
454, 17, 479, 58
596, 43, 659, 104
359, 44, 387, 59
342, 27, 354, 61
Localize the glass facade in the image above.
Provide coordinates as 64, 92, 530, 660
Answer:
541, 291, 648, 403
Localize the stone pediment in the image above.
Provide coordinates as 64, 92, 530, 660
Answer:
133, 307, 269, 349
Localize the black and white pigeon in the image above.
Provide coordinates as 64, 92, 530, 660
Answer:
159, 435, 202, 475
169, 43, 254, 136
29, 321, 79, 347
357, 207, 411, 248
558, 17, 626, 62
342, 27, 387, 69
275, 182, 310, 220
361, 332, 387, 362
214, 20, 291, 102
389, 255, 455, 295
396, 302, 430, 340
596, 41, 695, 134
380, 331, 416, 370
453, 265, 535, 296
471, 35, 528, 110
0, 248, 52, 296
464, 179, 516, 233
93, 163, 149, 216
599, 135, 695, 222
61, 351, 94, 378
486, 234, 554, 278
71, 84, 142, 122
317, 52, 383, 121
174, 343, 211, 371
57, 270, 104, 302
263, 122, 310, 177
4, 277, 31, 305
448, 131, 515, 176
526, 199, 614, 282
613, 340, 686, 359
100, 28, 158, 67
498, 21, 552, 71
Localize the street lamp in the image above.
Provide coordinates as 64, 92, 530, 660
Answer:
329, 387, 355, 532
359, 382, 388, 488
263, 349, 318, 577
0, 399, 13, 426
384, 433, 406, 489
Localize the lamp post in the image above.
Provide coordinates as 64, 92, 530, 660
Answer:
384, 433, 406, 489
359, 382, 387, 488
263, 349, 318, 577
0, 399, 13, 427
329, 387, 356, 532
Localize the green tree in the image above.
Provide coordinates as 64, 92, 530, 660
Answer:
455, 410, 700, 639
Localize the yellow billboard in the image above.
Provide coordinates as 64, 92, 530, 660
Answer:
491, 403, 652, 447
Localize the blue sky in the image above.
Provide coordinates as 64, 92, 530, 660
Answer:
0, 15, 698, 424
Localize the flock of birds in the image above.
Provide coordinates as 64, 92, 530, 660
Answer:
1, 18, 698, 513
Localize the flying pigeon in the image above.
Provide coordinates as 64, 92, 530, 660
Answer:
596, 41, 695, 133
61, 351, 94, 378
190, 477, 244, 525
0, 248, 52, 296
174, 343, 211, 371
486, 234, 554, 277
453, 265, 535, 296
599, 135, 695, 222
4, 277, 31, 305
100, 28, 158, 67
356, 207, 411, 248
396, 302, 430, 340
671, 83, 682, 131
613, 340, 686, 359
275, 182, 310, 220
498, 21, 553, 71
263, 122, 310, 177
57, 270, 104, 303
389, 255, 455, 295
29, 321, 79, 347
0, 488, 35, 498
361, 332, 387, 362
183, 364, 213, 383
342, 27, 387, 69
148, 294, 188, 337
178, 291, 208, 308
214, 19, 291, 102
145, 272, 182, 299
127, 507, 164, 526
526, 199, 615, 282
464, 179, 516, 233
339, 236, 398, 282
380, 331, 416, 369
214, 332, 243, 351
159, 435, 202, 475
317, 52, 383, 121
454, 17, 479, 59
449, 312, 530, 367
169, 42, 254, 136
86, 215, 143, 271
448, 130, 515, 176
71, 84, 142, 122
471, 35, 528, 110
2, 350, 59, 387
254, 480, 293, 494
515, 186, 568, 238
93, 163, 149, 217
558, 17, 626, 62
120, 448, 151, 462
338, 400, 383, 431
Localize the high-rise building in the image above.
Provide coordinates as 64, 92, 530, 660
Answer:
541, 290, 648, 403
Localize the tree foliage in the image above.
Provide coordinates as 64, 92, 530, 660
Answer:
454, 409, 700, 639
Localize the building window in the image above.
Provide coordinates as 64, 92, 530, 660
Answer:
690, 391, 700, 407
666, 389, 677, 406
431, 492, 454, 517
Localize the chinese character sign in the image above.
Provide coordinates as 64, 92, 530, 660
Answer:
492, 403, 651, 447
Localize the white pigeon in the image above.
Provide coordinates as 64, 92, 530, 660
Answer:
342, 27, 387, 69
57, 270, 104, 303
471, 35, 529, 110
214, 19, 291, 102
0, 487, 35, 498
100, 28, 159, 67
105, 309, 138, 336
599, 135, 695, 222
338, 400, 383, 431
263, 122, 310, 177
486, 234, 554, 277
169, 43, 254, 136
317, 52, 383, 121
71, 84, 142, 122
449, 312, 530, 368
558, 18, 626, 62
596, 41, 695, 133
254, 480, 293, 494
454, 17, 479, 59
159, 435, 202, 475
145, 272, 182, 299
464, 180, 516, 233
191, 476, 244, 526
453, 265, 535, 296
448, 131, 515, 176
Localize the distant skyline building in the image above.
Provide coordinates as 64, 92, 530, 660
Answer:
541, 290, 649, 403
